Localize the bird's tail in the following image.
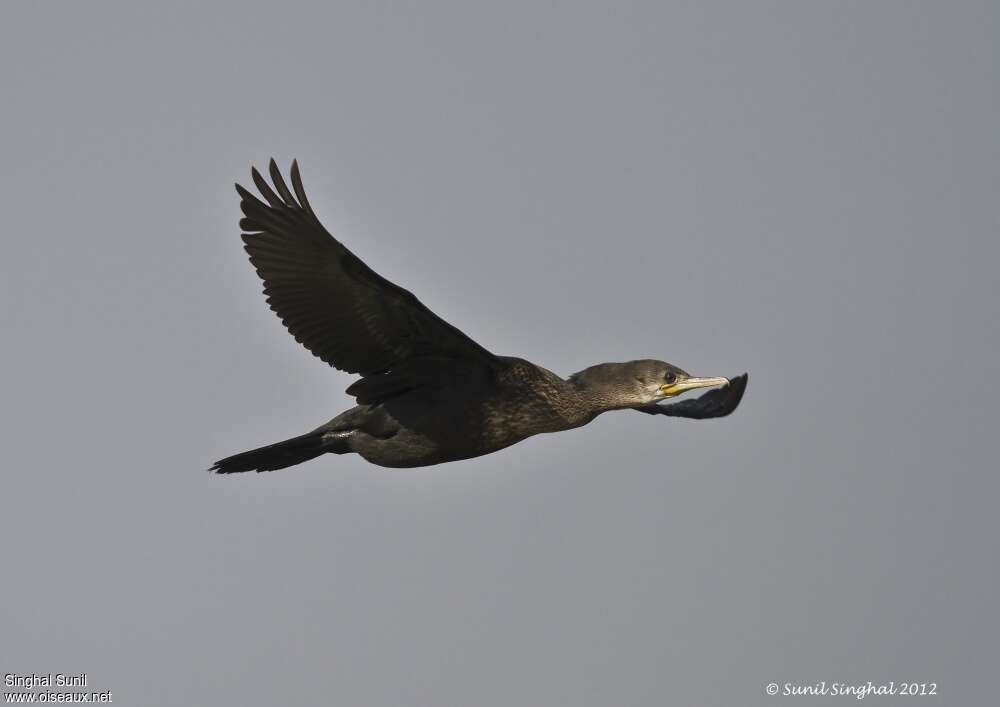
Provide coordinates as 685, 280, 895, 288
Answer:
210, 430, 333, 474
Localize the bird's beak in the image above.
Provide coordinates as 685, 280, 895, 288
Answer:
659, 376, 730, 398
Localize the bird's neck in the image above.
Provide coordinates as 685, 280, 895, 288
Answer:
568, 378, 638, 416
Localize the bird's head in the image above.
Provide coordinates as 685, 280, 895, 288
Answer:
570, 359, 730, 409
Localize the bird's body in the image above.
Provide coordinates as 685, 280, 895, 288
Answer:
316, 357, 590, 468
211, 160, 747, 473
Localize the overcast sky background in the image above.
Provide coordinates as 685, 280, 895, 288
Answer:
2, 2, 998, 705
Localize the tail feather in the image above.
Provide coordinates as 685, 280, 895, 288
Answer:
210, 431, 329, 474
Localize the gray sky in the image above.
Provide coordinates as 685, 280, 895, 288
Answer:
2, 2, 998, 705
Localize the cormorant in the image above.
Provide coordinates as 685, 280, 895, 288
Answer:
211, 160, 748, 472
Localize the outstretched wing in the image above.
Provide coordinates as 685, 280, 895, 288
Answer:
236, 159, 498, 377
634, 373, 748, 419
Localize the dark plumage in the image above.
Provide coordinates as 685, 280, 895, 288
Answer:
211, 160, 748, 472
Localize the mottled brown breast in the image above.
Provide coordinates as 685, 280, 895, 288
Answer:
476, 358, 595, 451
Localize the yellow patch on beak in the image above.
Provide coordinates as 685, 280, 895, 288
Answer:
659, 376, 730, 398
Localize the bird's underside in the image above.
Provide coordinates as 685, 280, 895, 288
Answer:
211, 160, 748, 473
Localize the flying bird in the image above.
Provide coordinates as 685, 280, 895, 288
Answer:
211, 160, 747, 472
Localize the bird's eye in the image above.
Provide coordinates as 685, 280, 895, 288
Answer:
664, 373, 677, 385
